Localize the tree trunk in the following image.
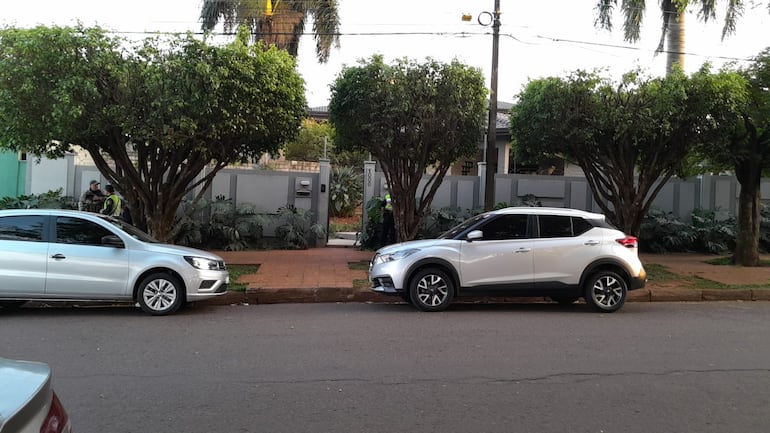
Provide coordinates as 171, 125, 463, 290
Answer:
660, 0, 686, 76
733, 176, 762, 266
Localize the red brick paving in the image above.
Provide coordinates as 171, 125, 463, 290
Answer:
214, 248, 374, 289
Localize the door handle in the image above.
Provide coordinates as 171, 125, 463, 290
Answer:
584, 240, 600, 246
51, 253, 66, 259
515, 248, 531, 253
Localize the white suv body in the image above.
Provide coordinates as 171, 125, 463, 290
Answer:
0, 209, 228, 315
369, 207, 646, 312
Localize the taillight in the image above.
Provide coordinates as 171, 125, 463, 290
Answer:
40, 391, 71, 433
616, 236, 638, 248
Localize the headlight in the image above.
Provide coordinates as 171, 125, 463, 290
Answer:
373, 249, 419, 265
185, 256, 220, 270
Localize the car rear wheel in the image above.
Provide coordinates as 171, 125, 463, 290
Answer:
136, 273, 184, 316
584, 270, 627, 313
0, 300, 27, 309
409, 268, 454, 312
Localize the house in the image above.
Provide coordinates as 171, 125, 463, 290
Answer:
0, 150, 26, 198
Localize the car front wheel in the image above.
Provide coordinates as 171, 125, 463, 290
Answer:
137, 273, 184, 316
409, 268, 454, 312
584, 270, 627, 313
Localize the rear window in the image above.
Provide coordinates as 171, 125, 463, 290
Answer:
0, 215, 45, 241
538, 215, 597, 238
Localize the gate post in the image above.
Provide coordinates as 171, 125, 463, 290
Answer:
362, 159, 377, 239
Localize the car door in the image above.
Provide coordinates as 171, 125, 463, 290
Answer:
0, 214, 48, 296
459, 214, 534, 288
45, 216, 130, 298
532, 215, 600, 285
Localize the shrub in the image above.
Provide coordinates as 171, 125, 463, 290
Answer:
639, 208, 696, 253
329, 166, 362, 217
417, 206, 479, 239
690, 209, 736, 254
176, 196, 267, 251
362, 196, 385, 250
0, 189, 77, 210
274, 205, 326, 249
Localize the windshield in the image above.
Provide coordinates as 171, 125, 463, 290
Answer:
438, 213, 490, 239
100, 215, 160, 243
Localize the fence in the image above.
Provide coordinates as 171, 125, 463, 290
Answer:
21, 155, 770, 242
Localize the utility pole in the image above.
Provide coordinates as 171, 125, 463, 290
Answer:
483, 0, 501, 211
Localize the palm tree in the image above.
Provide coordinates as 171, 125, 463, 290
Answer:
201, 0, 340, 63
594, 0, 750, 75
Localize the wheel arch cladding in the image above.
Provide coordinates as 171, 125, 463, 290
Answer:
133, 268, 187, 301
580, 259, 631, 288
406, 258, 459, 294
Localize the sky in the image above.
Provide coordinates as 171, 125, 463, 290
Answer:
3, 0, 769, 107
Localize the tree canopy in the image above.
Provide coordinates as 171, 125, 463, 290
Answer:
694, 49, 770, 265
200, 0, 340, 63
329, 55, 487, 241
510, 67, 741, 236
0, 25, 307, 241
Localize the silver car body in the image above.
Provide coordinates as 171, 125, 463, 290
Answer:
0, 209, 228, 314
0, 358, 70, 433
370, 207, 646, 312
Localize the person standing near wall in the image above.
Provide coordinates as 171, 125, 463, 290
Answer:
380, 184, 396, 246
101, 185, 123, 218
79, 180, 106, 212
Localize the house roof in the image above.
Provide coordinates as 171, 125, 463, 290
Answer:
308, 101, 511, 134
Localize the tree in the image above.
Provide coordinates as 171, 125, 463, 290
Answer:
0, 25, 306, 242
328, 56, 487, 242
510, 67, 736, 236
696, 50, 770, 266
283, 118, 334, 161
200, 0, 340, 63
594, 0, 758, 74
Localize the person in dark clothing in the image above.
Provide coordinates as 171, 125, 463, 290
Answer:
79, 180, 106, 212
380, 185, 396, 247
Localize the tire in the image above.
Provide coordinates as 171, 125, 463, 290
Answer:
0, 300, 27, 309
136, 273, 184, 316
584, 270, 627, 313
550, 296, 579, 305
409, 268, 454, 312
398, 292, 413, 304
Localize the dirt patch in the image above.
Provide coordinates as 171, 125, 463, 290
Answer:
641, 253, 770, 289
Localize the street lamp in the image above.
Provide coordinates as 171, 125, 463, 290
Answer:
466, 1, 501, 211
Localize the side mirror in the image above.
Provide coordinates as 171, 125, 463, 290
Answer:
101, 235, 125, 248
466, 230, 483, 242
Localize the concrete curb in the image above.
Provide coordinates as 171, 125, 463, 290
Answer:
202, 288, 770, 306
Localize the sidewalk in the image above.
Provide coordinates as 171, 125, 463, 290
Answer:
209, 248, 770, 306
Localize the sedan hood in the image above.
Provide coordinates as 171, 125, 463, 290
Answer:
142, 243, 224, 260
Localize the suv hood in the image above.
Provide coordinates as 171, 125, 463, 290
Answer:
377, 239, 443, 255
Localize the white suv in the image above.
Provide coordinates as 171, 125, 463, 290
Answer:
369, 207, 646, 312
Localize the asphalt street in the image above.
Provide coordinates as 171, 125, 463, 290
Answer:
2, 301, 770, 433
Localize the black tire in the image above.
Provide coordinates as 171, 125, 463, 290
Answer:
398, 292, 413, 304
409, 268, 455, 312
584, 270, 627, 313
0, 300, 27, 309
550, 296, 579, 305
136, 273, 184, 316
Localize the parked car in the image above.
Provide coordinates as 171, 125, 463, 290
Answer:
0, 357, 71, 433
0, 209, 229, 315
369, 207, 646, 312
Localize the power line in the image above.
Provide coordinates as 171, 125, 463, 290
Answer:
107, 28, 757, 63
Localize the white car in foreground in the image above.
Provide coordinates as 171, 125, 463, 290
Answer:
0, 357, 71, 433
0, 209, 229, 315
